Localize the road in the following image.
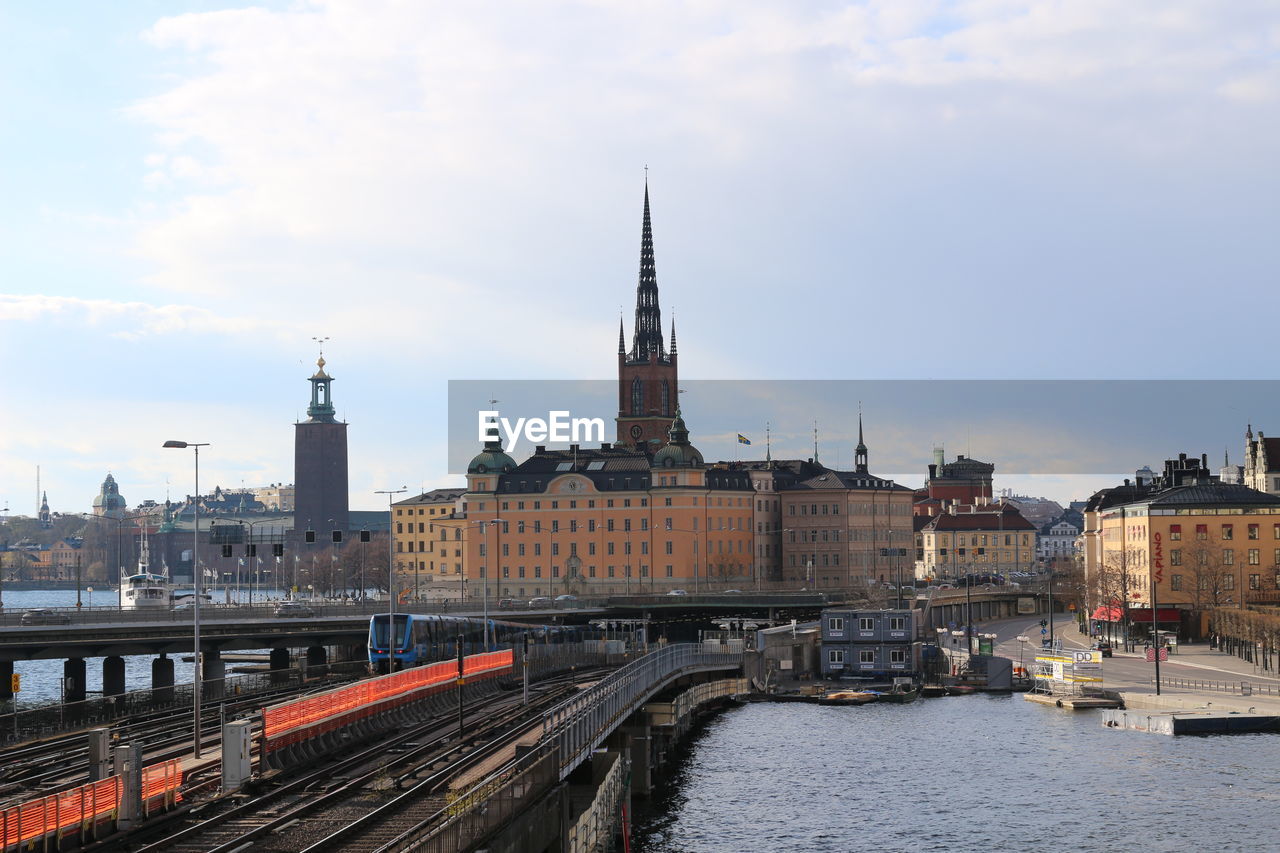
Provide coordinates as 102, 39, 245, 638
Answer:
983, 613, 1280, 691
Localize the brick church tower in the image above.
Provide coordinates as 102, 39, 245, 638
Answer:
617, 182, 678, 451
294, 352, 349, 546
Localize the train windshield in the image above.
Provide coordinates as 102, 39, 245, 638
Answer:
372, 614, 409, 648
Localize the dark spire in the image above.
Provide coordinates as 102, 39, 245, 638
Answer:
618, 314, 626, 354
670, 312, 677, 355
855, 407, 869, 473
629, 180, 666, 363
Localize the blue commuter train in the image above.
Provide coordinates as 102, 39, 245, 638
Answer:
367, 613, 600, 673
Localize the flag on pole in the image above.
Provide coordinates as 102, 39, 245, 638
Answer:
737, 434, 751, 445
238, 557, 246, 567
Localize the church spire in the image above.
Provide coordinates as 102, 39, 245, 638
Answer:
629, 180, 666, 363
618, 314, 626, 354
670, 312, 677, 355
855, 406, 869, 473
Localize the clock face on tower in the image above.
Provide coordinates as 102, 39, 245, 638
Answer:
630, 424, 643, 440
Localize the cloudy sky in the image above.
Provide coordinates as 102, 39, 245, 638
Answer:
2, 1, 1278, 514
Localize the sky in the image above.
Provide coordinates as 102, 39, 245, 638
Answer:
1, 1, 1278, 515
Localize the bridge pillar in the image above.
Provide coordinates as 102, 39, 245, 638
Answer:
270, 648, 291, 683
151, 654, 175, 703
63, 658, 87, 704
0, 661, 12, 701
623, 723, 652, 797
306, 645, 328, 679
202, 649, 226, 701
102, 656, 126, 698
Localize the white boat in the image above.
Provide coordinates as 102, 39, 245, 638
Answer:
119, 526, 176, 610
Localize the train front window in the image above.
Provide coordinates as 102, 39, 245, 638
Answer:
373, 615, 409, 648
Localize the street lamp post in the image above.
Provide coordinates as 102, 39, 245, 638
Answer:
163, 439, 209, 760
375, 488, 407, 670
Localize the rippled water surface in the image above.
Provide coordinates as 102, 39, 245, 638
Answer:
633, 696, 1280, 853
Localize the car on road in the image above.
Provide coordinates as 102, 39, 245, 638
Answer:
1092, 641, 1113, 658
497, 598, 519, 609
723, 589, 744, 594
20, 608, 71, 626
274, 601, 315, 618
553, 594, 578, 606
666, 589, 688, 596
528, 596, 552, 608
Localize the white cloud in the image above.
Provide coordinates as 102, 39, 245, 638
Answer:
0, 294, 291, 341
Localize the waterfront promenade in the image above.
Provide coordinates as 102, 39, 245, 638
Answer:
990, 613, 1280, 714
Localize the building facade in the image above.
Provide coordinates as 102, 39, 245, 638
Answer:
918, 502, 1037, 578
457, 413, 756, 599
1245, 425, 1280, 496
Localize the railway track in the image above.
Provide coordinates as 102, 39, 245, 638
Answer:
0, 675, 362, 803
112, 671, 597, 853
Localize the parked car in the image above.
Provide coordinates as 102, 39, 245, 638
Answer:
554, 594, 578, 607
497, 598, 518, 609
274, 601, 315, 618
20, 608, 71, 626
172, 602, 196, 613
723, 589, 744, 594
666, 589, 689, 596
528, 596, 552, 608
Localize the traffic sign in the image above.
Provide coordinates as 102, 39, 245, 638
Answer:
9, 673, 19, 693
1041, 628, 1048, 635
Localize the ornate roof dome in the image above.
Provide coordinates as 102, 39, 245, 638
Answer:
468, 439, 517, 475
92, 473, 127, 512
653, 410, 703, 468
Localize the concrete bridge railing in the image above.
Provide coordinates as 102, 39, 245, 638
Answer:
405, 643, 742, 853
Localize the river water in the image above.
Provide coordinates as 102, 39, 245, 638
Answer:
633, 695, 1280, 853
2, 588, 287, 706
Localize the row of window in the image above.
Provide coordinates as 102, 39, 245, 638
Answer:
788, 502, 911, 516
927, 534, 1032, 546
1169, 523, 1280, 541
828, 616, 907, 632
829, 648, 908, 664
1167, 548, 1280, 566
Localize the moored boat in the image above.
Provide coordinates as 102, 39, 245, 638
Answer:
818, 690, 878, 706
877, 683, 919, 703
119, 526, 176, 610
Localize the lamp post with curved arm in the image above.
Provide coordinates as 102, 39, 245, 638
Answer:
162, 439, 209, 760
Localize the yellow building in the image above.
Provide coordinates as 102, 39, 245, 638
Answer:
391, 488, 466, 602
1093, 483, 1280, 617
918, 502, 1036, 579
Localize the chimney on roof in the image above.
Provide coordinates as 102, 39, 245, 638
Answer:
1124, 479, 1131, 486
1201, 453, 1208, 469
601, 442, 611, 451
948, 503, 957, 515
928, 464, 937, 479
569, 444, 579, 454
958, 454, 966, 461
535, 445, 546, 455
